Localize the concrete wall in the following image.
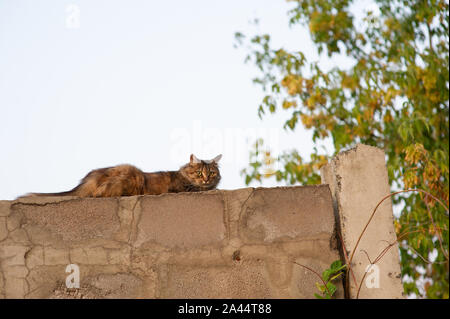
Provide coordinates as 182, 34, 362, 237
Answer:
321, 144, 404, 298
0, 185, 343, 299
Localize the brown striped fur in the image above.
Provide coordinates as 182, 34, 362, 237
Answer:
19, 154, 222, 198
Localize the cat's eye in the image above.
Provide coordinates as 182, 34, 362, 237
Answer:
197, 171, 202, 177
209, 172, 215, 176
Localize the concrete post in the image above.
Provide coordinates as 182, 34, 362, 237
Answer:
321, 144, 404, 298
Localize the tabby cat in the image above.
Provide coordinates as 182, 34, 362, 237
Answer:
20, 154, 222, 198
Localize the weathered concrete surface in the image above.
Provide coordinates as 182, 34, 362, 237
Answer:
0, 185, 342, 299
321, 144, 404, 299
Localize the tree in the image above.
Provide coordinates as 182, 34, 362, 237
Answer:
235, 0, 449, 298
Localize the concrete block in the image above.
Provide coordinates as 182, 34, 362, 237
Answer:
3, 265, 28, 278
135, 192, 226, 249
86, 273, 143, 299
0, 245, 30, 267
5, 277, 28, 298
13, 198, 120, 242
107, 246, 131, 265
8, 229, 30, 244
70, 247, 108, 265
240, 185, 334, 243
26, 265, 67, 297
159, 260, 275, 298
44, 247, 70, 265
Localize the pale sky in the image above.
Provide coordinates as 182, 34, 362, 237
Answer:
0, 0, 373, 200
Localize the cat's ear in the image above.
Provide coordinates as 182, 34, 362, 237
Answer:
212, 154, 222, 163
190, 154, 201, 164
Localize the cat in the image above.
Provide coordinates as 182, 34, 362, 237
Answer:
19, 154, 222, 198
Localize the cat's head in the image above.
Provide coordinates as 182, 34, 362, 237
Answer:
179, 154, 222, 189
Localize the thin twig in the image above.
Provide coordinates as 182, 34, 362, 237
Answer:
360, 250, 373, 264
337, 229, 357, 289
424, 195, 449, 260
356, 268, 370, 299
404, 244, 448, 265
293, 262, 331, 297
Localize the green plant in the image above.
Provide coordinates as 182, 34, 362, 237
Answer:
316, 260, 347, 299
293, 260, 346, 299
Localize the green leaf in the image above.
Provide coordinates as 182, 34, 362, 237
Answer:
322, 269, 333, 282
315, 282, 325, 293
330, 260, 342, 271
326, 282, 337, 296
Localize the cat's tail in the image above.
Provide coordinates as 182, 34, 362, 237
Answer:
17, 185, 81, 199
